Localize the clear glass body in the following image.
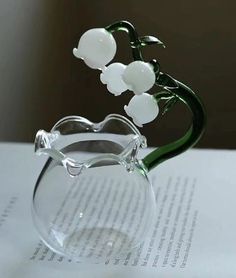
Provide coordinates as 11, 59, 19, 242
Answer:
32, 114, 156, 262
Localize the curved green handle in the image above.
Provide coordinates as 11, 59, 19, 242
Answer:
106, 21, 206, 172
142, 75, 206, 172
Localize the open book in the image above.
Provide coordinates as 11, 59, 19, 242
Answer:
0, 144, 236, 277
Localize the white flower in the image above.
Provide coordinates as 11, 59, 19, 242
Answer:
124, 93, 159, 127
100, 63, 128, 96
73, 28, 116, 70
122, 61, 156, 95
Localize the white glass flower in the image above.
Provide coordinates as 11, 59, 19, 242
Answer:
100, 63, 128, 96
73, 28, 117, 70
124, 93, 159, 127
122, 61, 156, 95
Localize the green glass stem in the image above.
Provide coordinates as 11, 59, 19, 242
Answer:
106, 21, 143, 60
106, 20, 206, 173
142, 78, 206, 172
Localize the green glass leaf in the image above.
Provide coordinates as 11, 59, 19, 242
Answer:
139, 36, 166, 47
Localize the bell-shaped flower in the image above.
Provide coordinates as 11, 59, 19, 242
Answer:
122, 61, 156, 95
73, 28, 117, 70
100, 63, 128, 96
124, 93, 159, 127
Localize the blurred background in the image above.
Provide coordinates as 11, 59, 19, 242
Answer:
0, 0, 235, 148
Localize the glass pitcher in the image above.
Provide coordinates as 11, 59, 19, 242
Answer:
33, 114, 157, 262
32, 80, 205, 262
32, 20, 206, 263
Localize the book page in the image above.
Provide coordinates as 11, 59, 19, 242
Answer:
0, 144, 236, 277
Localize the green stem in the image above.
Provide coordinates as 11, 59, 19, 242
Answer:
106, 20, 143, 60
106, 20, 206, 172
142, 79, 206, 172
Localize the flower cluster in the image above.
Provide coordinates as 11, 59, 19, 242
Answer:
73, 28, 159, 127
